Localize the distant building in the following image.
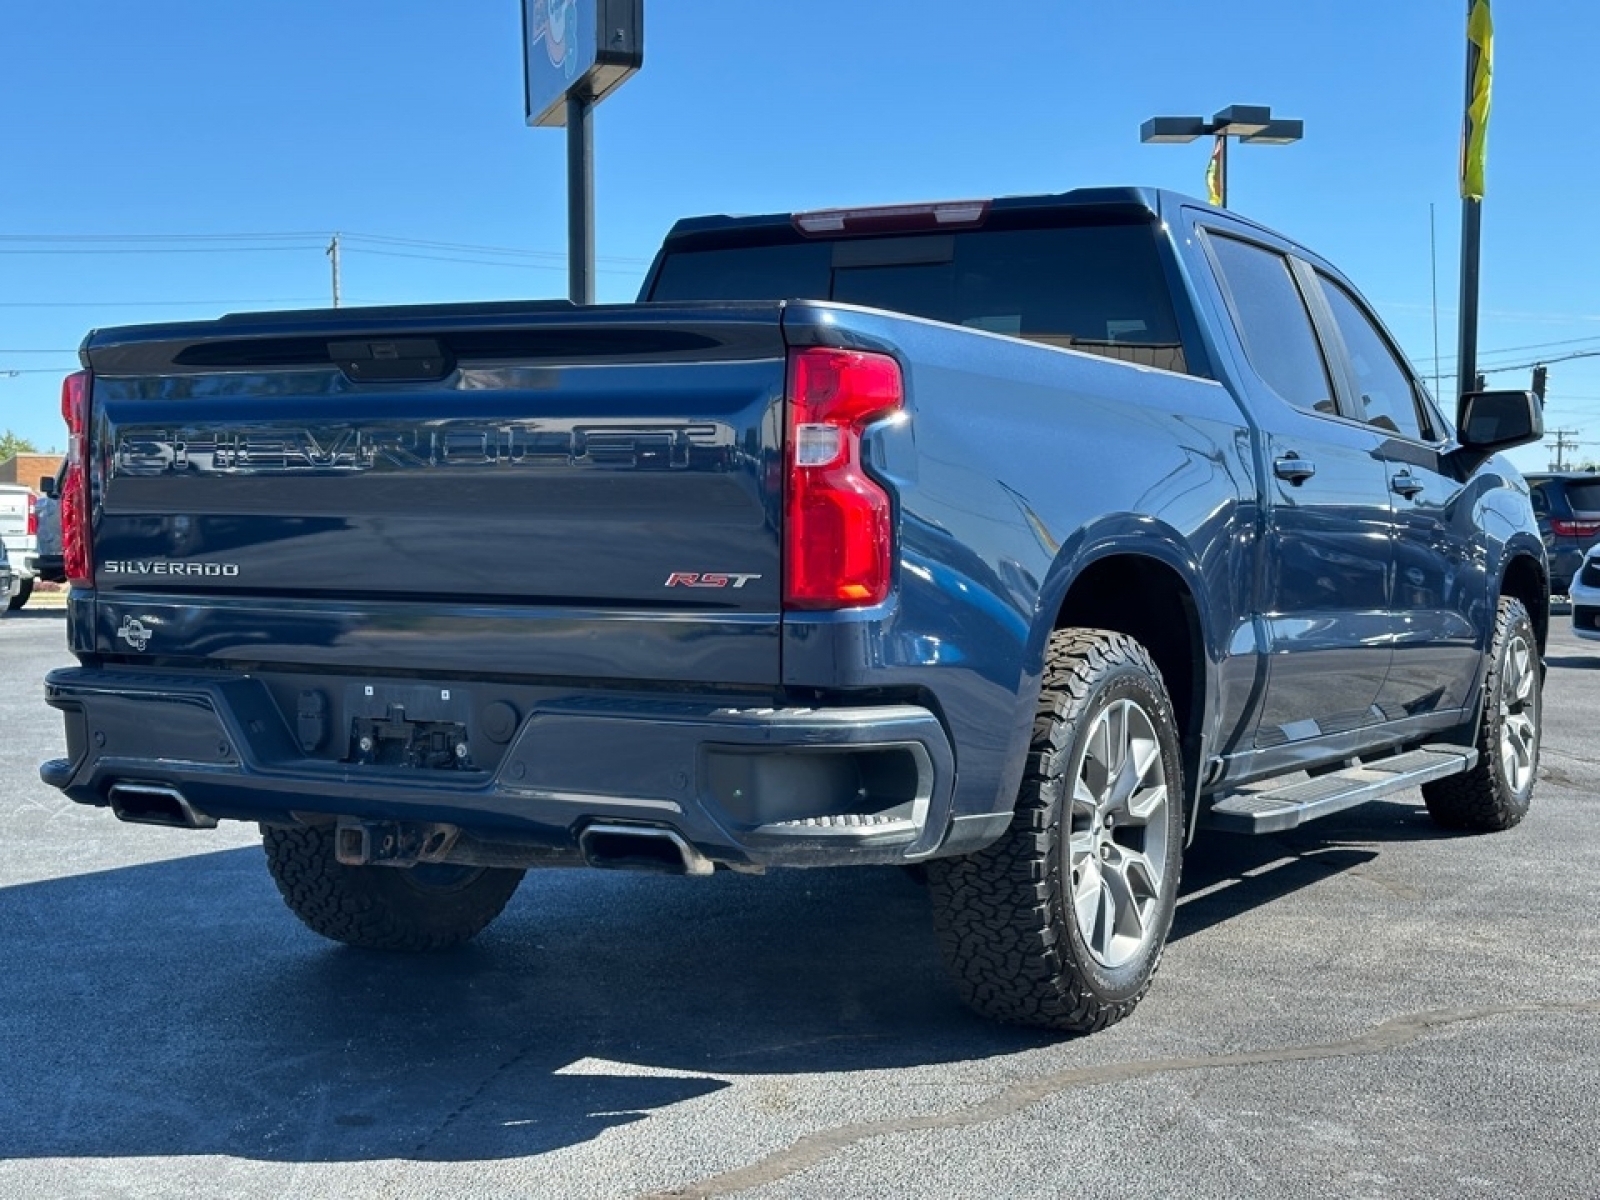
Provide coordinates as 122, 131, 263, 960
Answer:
0, 453, 65, 492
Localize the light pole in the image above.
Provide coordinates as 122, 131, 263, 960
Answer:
1140, 104, 1303, 208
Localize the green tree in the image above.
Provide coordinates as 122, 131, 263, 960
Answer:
0, 429, 38, 460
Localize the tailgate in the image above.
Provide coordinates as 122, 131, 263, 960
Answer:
84, 303, 788, 686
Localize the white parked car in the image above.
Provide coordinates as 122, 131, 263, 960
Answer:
0, 483, 37, 610
1570, 543, 1600, 641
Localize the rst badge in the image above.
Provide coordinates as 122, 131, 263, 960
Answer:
665, 572, 762, 589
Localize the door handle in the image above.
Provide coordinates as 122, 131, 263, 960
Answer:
1391, 472, 1424, 499
1273, 455, 1317, 485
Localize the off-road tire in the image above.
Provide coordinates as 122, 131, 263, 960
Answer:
262, 824, 525, 951
7, 579, 32, 611
927, 629, 1185, 1033
1421, 596, 1540, 831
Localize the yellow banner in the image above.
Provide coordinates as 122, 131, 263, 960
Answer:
1206, 137, 1225, 207
1461, 0, 1493, 200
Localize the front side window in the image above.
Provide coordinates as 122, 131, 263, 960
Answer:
1317, 276, 1427, 441
1207, 234, 1335, 415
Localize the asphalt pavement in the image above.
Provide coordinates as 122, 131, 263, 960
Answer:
1, 603, 1596, 1199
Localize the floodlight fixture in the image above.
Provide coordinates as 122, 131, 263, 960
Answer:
1138, 103, 1303, 207
1139, 116, 1208, 145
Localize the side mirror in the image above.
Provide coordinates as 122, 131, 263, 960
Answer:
1457, 389, 1543, 454
38, 475, 57, 498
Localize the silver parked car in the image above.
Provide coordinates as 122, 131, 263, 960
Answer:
1569, 543, 1600, 642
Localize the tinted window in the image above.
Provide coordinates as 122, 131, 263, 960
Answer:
650, 223, 1190, 374
1529, 482, 1551, 515
1563, 479, 1600, 515
1317, 275, 1426, 440
1207, 235, 1334, 414
650, 241, 832, 304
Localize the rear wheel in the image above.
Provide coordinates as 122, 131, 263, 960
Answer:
1421, 596, 1540, 831
928, 629, 1185, 1033
7, 579, 32, 611
262, 824, 525, 951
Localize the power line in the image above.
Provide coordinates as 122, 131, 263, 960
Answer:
343, 246, 642, 276
0, 297, 328, 308
1437, 348, 1600, 381
0, 245, 323, 256
341, 231, 649, 266
0, 231, 326, 243
0, 228, 649, 267
1411, 334, 1600, 367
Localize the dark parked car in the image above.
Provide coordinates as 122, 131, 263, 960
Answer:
1526, 472, 1600, 595
35, 467, 64, 585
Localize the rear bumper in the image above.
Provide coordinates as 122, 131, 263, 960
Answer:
42, 666, 968, 869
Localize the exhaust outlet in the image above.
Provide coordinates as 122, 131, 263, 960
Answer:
108, 783, 218, 830
579, 824, 714, 877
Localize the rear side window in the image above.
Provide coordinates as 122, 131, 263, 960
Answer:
1563, 479, 1600, 515
650, 222, 1191, 375
1206, 235, 1335, 415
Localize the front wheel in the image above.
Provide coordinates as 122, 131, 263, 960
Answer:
1421, 596, 1540, 831
927, 628, 1185, 1033
262, 824, 525, 951
7, 579, 32, 611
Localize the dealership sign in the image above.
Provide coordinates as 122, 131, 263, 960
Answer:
522, 0, 643, 127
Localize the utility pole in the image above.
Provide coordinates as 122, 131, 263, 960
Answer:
566, 93, 594, 305
1550, 429, 1581, 472
326, 233, 342, 308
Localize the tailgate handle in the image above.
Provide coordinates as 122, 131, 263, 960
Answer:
330, 338, 454, 383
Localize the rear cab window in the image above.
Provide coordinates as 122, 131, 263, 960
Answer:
648, 215, 1197, 376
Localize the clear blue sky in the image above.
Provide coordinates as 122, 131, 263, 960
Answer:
3, 1, 1596, 474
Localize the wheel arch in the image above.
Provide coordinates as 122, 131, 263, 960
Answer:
1042, 539, 1213, 835
1499, 543, 1549, 656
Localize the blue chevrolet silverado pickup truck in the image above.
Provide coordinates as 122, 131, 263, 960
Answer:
41, 188, 1547, 1032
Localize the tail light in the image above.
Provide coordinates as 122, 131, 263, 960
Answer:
60, 370, 92, 587
784, 348, 903, 609
1550, 518, 1600, 538
25, 493, 36, 537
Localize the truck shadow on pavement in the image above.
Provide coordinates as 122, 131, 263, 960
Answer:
0, 801, 1447, 1165
1173, 798, 1461, 943
0, 845, 1044, 1164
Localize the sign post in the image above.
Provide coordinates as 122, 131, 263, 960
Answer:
522, 1, 643, 304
